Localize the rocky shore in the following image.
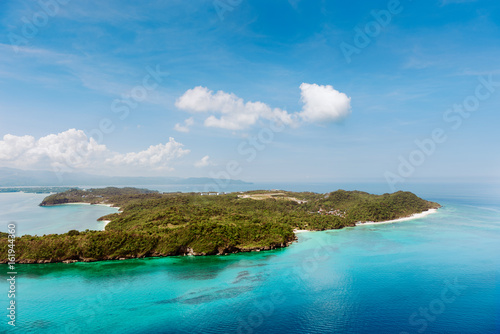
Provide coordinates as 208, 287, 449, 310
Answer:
5, 240, 296, 264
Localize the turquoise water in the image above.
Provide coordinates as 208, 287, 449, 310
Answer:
0, 192, 119, 235
0, 184, 499, 333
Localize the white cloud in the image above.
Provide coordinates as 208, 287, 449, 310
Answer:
174, 117, 194, 133
194, 155, 212, 168
0, 129, 189, 174
175, 86, 296, 130
298, 83, 351, 123
106, 138, 190, 170
175, 84, 351, 130
0, 129, 108, 170
0, 134, 35, 161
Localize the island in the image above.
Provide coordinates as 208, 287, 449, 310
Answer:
0, 186, 78, 194
1, 187, 440, 264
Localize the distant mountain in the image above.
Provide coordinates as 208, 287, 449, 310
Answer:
0, 167, 252, 187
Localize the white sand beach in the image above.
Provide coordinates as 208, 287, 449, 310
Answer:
293, 229, 310, 233
102, 220, 111, 230
63, 202, 115, 208
355, 208, 438, 226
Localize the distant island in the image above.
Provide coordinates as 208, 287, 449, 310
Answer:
1, 187, 440, 264
0, 186, 77, 194
0, 167, 251, 187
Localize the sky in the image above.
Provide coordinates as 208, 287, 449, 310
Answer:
0, 0, 499, 187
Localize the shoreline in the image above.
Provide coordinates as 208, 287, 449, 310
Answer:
44, 202, 120, 231
60, 202, 116, 208
293, 229, 310, 233
13, 200, 439, 264
102, 220, 111, 230
355, 208, 438, 226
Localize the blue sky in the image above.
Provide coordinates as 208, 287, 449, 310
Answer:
0, 0, 499, 186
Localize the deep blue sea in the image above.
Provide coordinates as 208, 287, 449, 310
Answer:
0, 182, 499, 333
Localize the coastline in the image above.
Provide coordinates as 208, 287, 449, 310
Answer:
44, 202, 119, 231
12, 190, 440, 264
355, 208, 438, 226
102, 220, 111, 230
6, 208, 439, 264
293, 229, 310, 233
62, 201, 123, 214
59, 202, 115, 208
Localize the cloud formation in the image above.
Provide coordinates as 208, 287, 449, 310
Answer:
175, 86, 295, 130
298, 83, 351, 123
194, 155, 212, 168
0, 129, 189, 174
0, 129, 108, 170
175, 83, 351, 130
174, 117, 194, 133
106, 138, 190, 170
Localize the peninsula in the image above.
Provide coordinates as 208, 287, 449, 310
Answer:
1, 187, 440, 264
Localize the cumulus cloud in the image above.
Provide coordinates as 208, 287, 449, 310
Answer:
175, 86, 295, 130
175, 83, 351, 130
0, 134, 36, 161
106, 138, 190, 170
194, 155, 212, 168
0, 129, 108, 170
174, 117, 194, 133
298, 83, 351, 123
0, 129, 189, 174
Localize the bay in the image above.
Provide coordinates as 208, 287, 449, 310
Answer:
0, 192, 119, 236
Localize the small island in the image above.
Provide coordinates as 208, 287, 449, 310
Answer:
1, 187, 440, 264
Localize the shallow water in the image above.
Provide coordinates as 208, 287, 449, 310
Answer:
0, 184, 499, 333
0, 192, 119, 235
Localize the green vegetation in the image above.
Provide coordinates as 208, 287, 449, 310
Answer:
1, 188, 440, 264
39, 187, 158, 206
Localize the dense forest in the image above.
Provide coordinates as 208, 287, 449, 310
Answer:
2, 188, 440, 263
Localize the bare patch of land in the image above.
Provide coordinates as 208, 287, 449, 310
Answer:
237, 192, 307, 204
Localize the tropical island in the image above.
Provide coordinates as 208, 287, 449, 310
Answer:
1, 187, 440, 264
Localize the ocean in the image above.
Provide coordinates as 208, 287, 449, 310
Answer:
0, 182, 499, 333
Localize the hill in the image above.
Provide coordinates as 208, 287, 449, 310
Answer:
2, 188, 440, 264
